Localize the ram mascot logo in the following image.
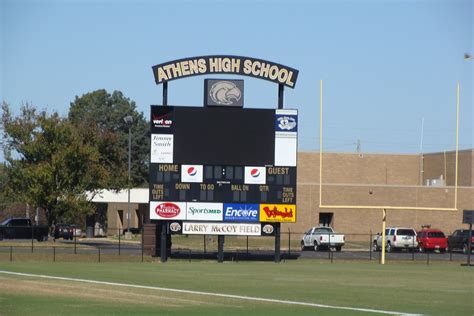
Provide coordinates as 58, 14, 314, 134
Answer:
209, 81, 242, 105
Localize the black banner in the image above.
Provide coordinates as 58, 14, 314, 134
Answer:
152, 55, 299, 88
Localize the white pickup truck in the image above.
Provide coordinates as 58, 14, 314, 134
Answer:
301, 226, 345, 251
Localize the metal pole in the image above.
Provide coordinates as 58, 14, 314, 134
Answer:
118, 228, 121, 255
10, 246, 12, 262
278, 84, 284, 109
319, 80, 323, 207
275, 223, 281, 263
328, 232, 331, 260
160, 221, 167, 262
369, 231, 373, 261
163, 82, 168, 106
468, 223, 472, 266
218, 235, 224, 263
381, 208, 387, 265
127, 125, 131, 234
419, 117, 424, 185
288, 228, 291, 256
454, 83, 459, 209
246, 236, 249, 257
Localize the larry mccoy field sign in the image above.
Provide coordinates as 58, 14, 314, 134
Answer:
149, 106, 298, 226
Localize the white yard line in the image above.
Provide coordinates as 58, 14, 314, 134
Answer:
0, 270, 422, 316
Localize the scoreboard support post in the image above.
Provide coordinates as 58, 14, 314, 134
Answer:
162, 82, 168, 106
274, 223, 281, 263
218, 235, 225, 263
278, 84, 284, 109
160, 221, 168, 262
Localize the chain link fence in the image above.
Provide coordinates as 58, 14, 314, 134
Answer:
0, 227, 471, 264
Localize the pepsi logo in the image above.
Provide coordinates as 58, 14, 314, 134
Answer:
187, 167, 197, 176
250, 168, 260, 178
244, 167, 266, 184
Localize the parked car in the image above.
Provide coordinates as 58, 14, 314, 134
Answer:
53, 224, 74, 240
416, 229, 447, 252
70, 224, 82, 237
301, 226, 345, 251
0, 217, 49, 241
447, 229, 474, 254
373, 227, 417, 252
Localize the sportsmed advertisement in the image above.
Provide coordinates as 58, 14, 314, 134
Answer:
186, 202, 223, 221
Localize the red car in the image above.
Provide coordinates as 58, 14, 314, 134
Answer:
416, 229, 447, 252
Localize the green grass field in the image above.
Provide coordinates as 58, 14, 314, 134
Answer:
0, 260, 472, 315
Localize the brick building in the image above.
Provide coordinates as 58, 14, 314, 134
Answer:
290, 149, 473, 235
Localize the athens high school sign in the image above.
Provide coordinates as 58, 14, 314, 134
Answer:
152, 55, 299, 88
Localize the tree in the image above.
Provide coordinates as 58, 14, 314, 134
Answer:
68, 90, 149, 187
1, 102, 110, 225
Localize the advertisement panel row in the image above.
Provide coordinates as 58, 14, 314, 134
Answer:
149, 201, 296, 223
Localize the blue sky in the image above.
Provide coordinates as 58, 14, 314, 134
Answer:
1, 0, 472, 160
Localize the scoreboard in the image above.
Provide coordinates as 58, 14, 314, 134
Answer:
149, 105, 297, 230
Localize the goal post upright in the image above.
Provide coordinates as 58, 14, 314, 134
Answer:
319, 79, 323, 208
454, 83, 460, 209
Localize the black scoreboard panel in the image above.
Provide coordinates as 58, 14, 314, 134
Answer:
152, 106, 275, 166
150, 164, 296, 205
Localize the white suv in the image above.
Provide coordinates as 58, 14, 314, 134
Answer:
373, 227, 418, 252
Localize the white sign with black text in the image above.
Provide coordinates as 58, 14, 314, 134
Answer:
182, 222, 261, 236
150, 134, 174, 163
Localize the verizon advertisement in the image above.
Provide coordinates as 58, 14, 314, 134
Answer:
183, 222, 261, 236
150, 201, 187, 220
